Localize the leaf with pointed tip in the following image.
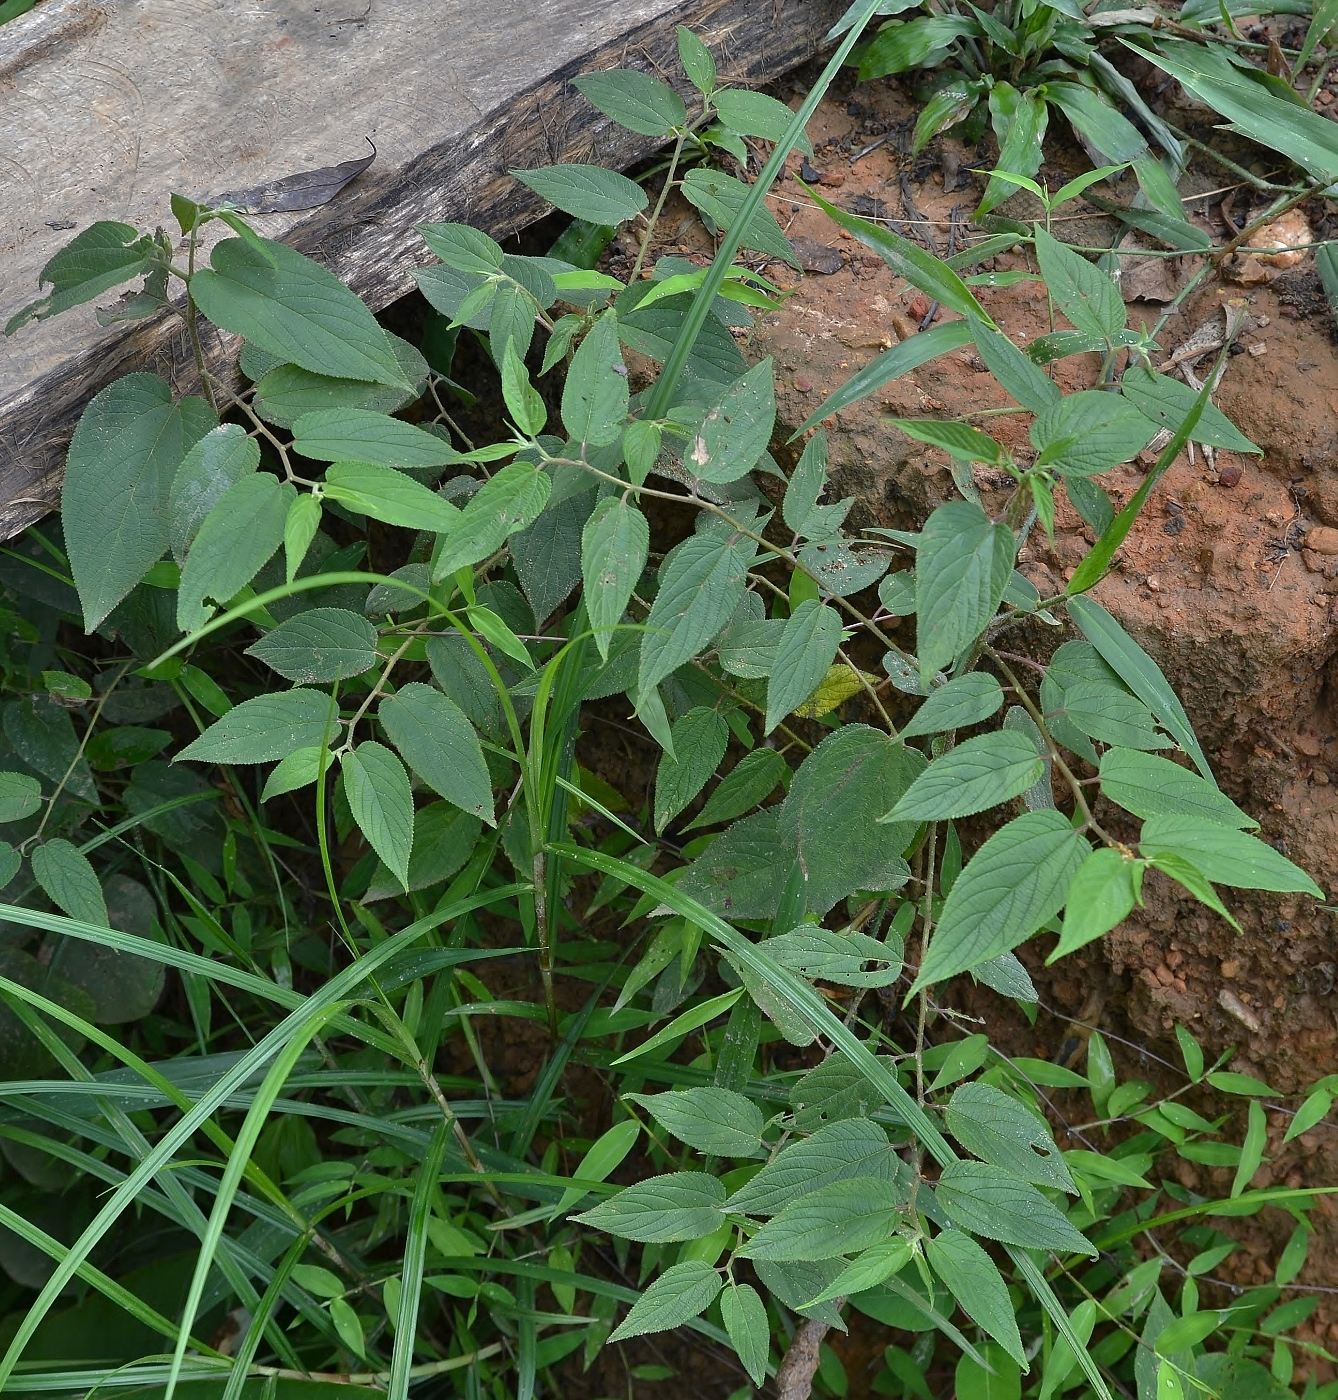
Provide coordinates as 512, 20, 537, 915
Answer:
342, 741, 413, 891
247, 608, 379, 684
167, 425, 261, 561
62, 374, 216, 631
582, 496, 649, 660
378, 682, 494, 824
176, 690, 339, 764
935, 1162, 1096, 1255
765, 601, 843, 732
609, 1261, 723, 1343
31, 839, 107, 926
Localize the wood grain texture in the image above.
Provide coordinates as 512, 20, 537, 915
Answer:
0, 0, 843, 540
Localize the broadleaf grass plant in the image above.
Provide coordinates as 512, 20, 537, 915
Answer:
2, 5, 1337, 1397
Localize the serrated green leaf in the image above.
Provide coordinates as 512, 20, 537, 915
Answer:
915, 500, 1014, 681
5, 221, 156, 332
780, 725, 921, 914
1098, 748, 1253, 827
31, 839, 107, 926
609, 1261, 723, 1343
190, 238, 408, 387
887, 732, 1045, 822
935, 1162, 1096, 1256
62, 374, 216, 631
1061, 681, 1170, 750
512, 164, 648, 225
246, 608, 379, 684
176, 689, 338, 764
720, 1281, 769, 1386
581, 496, 649, 660
575, 1173, 726, 1243
167, 425, 262, 562
713, 87, 814, 154
573, 69, 686, 136
1139, 817, 1321, 895
378, 682, 494, 823
686, 358, 776, 485
1050, 846, 1139, 960
431, 463, 551, 579
913, 810, 1087, 991
639, 530, 750, 701
891, 417, 1003, 464
0, 774, 42, 824
250, 332, 428, 429
677, 24, 717, 94
626, 1087, 764, 1157
740, 1177, 902, 1261
284, 494, 323, 583
655, 707, 730, 832
1030, 390, 1156, 476
945, 1082, 1075, 1194
681, 167, 797, 267
342, 741, 413, 891
1033, 226, 1125, 341
765, 601, 844, 732
501, 340, 546, 436
685, 747, 787, 830
177, 473, 293, 633
726, 1119, 896, 1216
901, 673, 1004, 739
324, 460, 461, 533
763, 926, 903, 987
561, 311, 628, 447
292, 409, 460, 467
926, 1228, 1026, 1366
261, 746, 336, 801
1119, 367, 1259, 454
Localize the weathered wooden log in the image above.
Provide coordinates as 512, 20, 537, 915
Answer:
0, 0, 843, 540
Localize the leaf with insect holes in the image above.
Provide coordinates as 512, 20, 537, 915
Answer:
6, 221, 159, 331
686, 358, 776, 484
246, 608, 379, 684
575, 1172, 726, 1243
176, 690, 339, 764
915, 500, 1014, 682
291, 409, 460, 467
655, 707, 729, 833
609, 1261, 723, 1343
378, 682, 494, 824
1033, 226, 1126, 341
512, 164, 648, 225
561, 311, 628, 447
342, 741, 413, 891
925, 1228, 1027, 1367
572, 69, 686, 136
167, 425, 261, 562
31, 840, 107, 926
765, 601, 844, 733
177, 473, 294, 633
681, 168, 797, 267
627, 1088, 765, 1157
1030, 391, 1156, 477
945, 1082, 1075, 1193
886, 732, 1044, 822
741, 1178, 904, 1261
324, 461, 461, 534
911, 810, 1088, 992
935, 1162, 1096, 1255
190, 238, 409, 388
763, 926, 903, 988
62, 374, 216, 631
901, 673, 1004, 740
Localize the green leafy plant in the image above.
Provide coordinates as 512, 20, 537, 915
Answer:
1, 6, 1334, 1397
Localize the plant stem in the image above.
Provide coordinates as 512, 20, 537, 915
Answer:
631, 127, 688, 283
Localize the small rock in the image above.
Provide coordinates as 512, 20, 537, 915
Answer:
1146, 574, 1161, 592
1220, 958, 1241, 980
906, 293, 931, 321
1306, 525, 1338, 555
799, 158, 823, 183
1295, 732, 1322, 757
820, 171, 846, 188
793, 375, 813, 393
1217, 461, 1242, 488
789, 237, 844, 275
